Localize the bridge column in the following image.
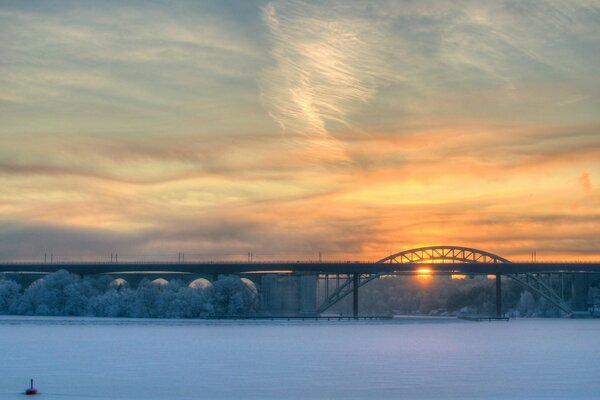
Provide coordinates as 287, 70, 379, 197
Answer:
299, 273, 317, 316
353, 273, 359, 319
571, 273, 590, 316
495, 274, 502, 317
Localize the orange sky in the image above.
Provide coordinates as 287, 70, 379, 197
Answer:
0, 1, 599, 261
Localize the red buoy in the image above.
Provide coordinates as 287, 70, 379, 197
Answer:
25, 379, 38, 395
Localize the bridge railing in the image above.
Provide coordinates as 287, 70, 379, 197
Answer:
1, 259, 600, 265
0, 259, 379, 265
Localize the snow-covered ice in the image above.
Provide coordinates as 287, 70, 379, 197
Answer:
1, 316, 599, 399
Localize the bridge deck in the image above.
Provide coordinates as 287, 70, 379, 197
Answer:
2, 262, 600, 275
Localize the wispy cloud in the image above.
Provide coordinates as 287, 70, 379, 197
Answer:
260, 1, 393, 159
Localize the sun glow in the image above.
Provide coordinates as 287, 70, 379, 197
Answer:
416, 267, 432, 279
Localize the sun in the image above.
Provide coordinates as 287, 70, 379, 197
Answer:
416, 267, 432, 280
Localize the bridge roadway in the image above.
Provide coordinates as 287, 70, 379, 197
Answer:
1, 261, 600, 275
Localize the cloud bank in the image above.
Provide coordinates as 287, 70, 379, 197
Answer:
0, 1, 599, 261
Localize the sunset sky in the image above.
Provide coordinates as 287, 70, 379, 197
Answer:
1, 1, 599, 261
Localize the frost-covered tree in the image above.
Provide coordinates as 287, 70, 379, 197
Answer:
16, 270, 101, 315
0, 272, 219, 318
517, 291, 537, 317
163, 286, 212, 318
87, 287, 136, 317
0, 279, 21, 314
131, 280, 163, 318
209, 276, 258, 316
588, 286, 600, 306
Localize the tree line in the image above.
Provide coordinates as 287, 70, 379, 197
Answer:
2, 271, 597, 318
0, 270, 258, 318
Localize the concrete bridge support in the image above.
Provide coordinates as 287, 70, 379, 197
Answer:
353, 273, 359, 318
571, 273, 590, 316
261, 273, 317, 316
495, 274, 502, 317
299, 273, 317, 316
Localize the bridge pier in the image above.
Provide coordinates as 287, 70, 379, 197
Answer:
571, 273, 590, 317
260, 273, 317, 317
353, 273, 359, 319
495, 274, 502, 317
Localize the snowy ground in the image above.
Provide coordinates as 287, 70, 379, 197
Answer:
1, 316, 599, 399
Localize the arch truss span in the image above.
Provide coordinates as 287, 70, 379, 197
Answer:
317, 245, 573, 316
378, 245, 510, 264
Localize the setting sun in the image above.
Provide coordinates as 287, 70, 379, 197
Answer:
416, 268, 432, 279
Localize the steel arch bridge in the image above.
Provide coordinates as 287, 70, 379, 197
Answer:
317, 245, 573, 315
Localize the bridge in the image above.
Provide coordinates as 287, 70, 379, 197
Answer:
2, 246, 600, 317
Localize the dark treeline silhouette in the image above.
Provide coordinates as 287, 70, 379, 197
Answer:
327, 276, 577, 317
0, 270, 258, 318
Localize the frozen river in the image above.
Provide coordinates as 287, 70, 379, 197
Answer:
1, 316, 599, 399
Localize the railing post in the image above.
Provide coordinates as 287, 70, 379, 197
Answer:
353, 272, 359, 319
495, 274, 502, 317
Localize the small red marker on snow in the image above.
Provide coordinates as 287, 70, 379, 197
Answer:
25, 378, 38, 395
